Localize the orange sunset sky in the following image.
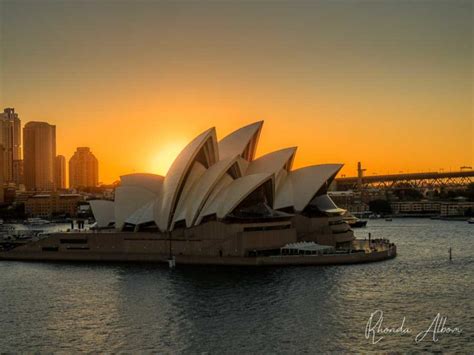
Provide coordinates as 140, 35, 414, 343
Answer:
1, 0, 472, 184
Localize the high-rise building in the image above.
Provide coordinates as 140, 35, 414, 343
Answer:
23, 122, 57, 191
0, 144, 4, 203
12, 159, 24, 186
69, 147, 98, 189
55, 155, 66, 189
0, 108, 22, 183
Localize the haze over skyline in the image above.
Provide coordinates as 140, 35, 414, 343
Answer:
1, 0, 472, 184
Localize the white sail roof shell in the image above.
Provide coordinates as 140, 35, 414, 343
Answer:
245, 147, 296, 175
274, 164, 343, 211
195, 173, 234, 225
124, 200, 155, 226
245, 147, 296, 191
115, 186, 157, 229
120, 173, 164, 194
310, 194, 345, 215
156, 128, 218, 232
170, 161, 207, 228
198, 172, 274, 220
171, 155, 242, 229
105, 121, 346, 231
89, 200, 115, 228
237, 156, 250, 172
218, 121, 263, 161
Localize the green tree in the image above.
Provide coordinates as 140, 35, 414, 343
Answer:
393, 183, 423, 201
369, 199, 392, 215
465, 183, 474, 201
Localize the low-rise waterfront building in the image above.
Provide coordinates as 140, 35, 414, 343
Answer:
3, 186, 18, 205
390, 201, 441, 215
390, 200, 474, 217
25, 193, 83, 218
439, 201, 474, 217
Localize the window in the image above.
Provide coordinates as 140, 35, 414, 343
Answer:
60, 238, 88, 244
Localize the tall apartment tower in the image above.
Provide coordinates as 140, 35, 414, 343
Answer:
0, 144, 4, 203
23, 122, 57, 191
55, 155, 67, 189
12, 160, 24, 186
69, 147, 98, 188
0, 108, 22, 183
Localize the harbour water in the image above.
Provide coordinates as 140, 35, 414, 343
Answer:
0, 219, 472, 352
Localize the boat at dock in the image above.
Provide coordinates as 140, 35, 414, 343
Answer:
342, 211, 368, 228
24, 218, 51, 226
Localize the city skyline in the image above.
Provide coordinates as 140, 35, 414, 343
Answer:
1, 0, 472, 183
3, 107, 473, 195
4, 107, 472, 185
1, 108, 101, 190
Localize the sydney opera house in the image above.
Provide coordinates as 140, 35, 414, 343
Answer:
1, 122, 396, 265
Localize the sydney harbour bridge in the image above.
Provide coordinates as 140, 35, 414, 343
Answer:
334, 163, 474, 191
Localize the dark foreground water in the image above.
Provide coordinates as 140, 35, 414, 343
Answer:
0, 219, 473, 353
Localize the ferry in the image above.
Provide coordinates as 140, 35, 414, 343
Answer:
25, 218, 51, 226
342, 211, 368, 228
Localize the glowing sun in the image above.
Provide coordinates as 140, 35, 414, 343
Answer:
149, 140, 188, 176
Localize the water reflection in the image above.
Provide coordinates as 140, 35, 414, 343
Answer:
0, 219, 473, 352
